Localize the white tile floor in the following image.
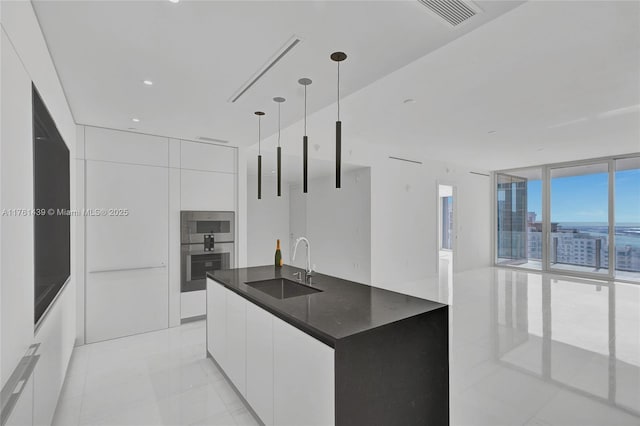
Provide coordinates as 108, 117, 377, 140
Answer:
53, 266, 640, 426
52, 321, 258, 426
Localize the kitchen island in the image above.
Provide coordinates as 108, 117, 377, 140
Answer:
206, 265, 448, 426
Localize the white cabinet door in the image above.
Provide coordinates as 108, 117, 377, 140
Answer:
181, 140, 235, 173
180, 169, 235, 211
274, 317, 335, 426
246, 302, 274, 426
85, 126, 168, 167
225, 289, 247, 396
85, 160, 168, 343
207, 278, 226, 369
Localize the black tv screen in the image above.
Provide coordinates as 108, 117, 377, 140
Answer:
33, 85, 70, 325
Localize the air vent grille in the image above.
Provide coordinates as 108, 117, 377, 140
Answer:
197, 136, 229, 144
228, 35, 302, 103
418, 0, 479, 27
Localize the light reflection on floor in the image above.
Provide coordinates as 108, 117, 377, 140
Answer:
52, 264, 639, 426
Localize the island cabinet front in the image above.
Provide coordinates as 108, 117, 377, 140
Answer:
206, 277, 335, 426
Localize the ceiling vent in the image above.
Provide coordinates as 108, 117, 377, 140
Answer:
417, 0, 481, 27
228, 35, 302, 103
197, 136, 229, 144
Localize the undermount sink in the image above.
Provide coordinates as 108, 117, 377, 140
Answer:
244, 278, 322, 300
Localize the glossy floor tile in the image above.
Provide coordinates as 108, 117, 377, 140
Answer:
52, 321, 258, 426
53, 267, 640, 425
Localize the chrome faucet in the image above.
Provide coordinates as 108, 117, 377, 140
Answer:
292, 237, 312, 279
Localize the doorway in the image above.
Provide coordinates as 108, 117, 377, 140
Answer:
438, 184, 455, 288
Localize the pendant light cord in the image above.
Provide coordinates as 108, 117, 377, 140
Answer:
304, 85, 307, 136
258, 116, 261, 155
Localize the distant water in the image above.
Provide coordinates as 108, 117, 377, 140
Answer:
556, 222, 640, 247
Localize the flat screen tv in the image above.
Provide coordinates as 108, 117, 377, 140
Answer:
33, 85, 70, 325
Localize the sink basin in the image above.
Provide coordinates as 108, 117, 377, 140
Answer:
244, 278, 322, 300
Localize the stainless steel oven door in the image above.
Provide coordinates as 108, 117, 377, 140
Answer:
181, 242, 234, 292
180, 211, 235, 244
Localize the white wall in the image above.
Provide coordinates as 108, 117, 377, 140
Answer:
369, 155, 491, 293
247, 176, 290, 266
1, 2, 77, 424
290, 168, 372, 284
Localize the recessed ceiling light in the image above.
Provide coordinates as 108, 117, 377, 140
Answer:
143, 80, 153, 86
271, 170, 276, 174
168, 0, 180, 3
132, 118, 140, 122
403, 98, 416, 104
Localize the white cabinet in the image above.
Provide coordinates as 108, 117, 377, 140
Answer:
246, 301, 274, 426
85, 160, 168, 343
225, 289, 247, 396
274, 316, 335, 426
206, 278, 334, 426
207, 278, 226, 369
181, 141, 235, 173
180, 169, 235, 211
85, 126, 168, 167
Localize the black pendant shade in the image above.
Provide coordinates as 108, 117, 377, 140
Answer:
273, 97, 285, 197
258, 154, 262, 199
298, 78, 312, 193
331, 52, 347, 189
254, 111, 265, 200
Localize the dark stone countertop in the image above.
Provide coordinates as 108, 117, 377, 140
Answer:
208, 265, 447, 347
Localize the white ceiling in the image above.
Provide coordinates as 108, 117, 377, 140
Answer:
33, 1, 640, 172
32, 0, 523, 146
245, 0, 640, 172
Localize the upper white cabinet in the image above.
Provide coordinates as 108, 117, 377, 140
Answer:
181, 169, 235, 211
273, 316, 335, 426
85, 126, 168, 167
181, 141, 235, 173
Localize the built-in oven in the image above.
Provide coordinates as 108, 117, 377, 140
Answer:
180, 211, 234, 292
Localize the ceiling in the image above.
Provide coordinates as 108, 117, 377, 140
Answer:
32, 0, 523, 146
33, 1, 639, 172
244, 0, 640, 172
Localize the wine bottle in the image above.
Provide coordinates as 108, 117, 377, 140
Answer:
275, 239, 283, 267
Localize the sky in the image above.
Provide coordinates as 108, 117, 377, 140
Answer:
525, 169, 639, 224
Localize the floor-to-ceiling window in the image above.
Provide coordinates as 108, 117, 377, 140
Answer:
495, 155, 640, 282
549, 163, 610, 277
496, 169, 543, 270
614, 157, 640, 281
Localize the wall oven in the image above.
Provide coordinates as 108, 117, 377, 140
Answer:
181, 211, 234, 292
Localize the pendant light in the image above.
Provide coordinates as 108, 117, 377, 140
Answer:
298, 78, 312, 193
331, 51, 347, 188
254, 111, 265, 199
273, 97, 285, 197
